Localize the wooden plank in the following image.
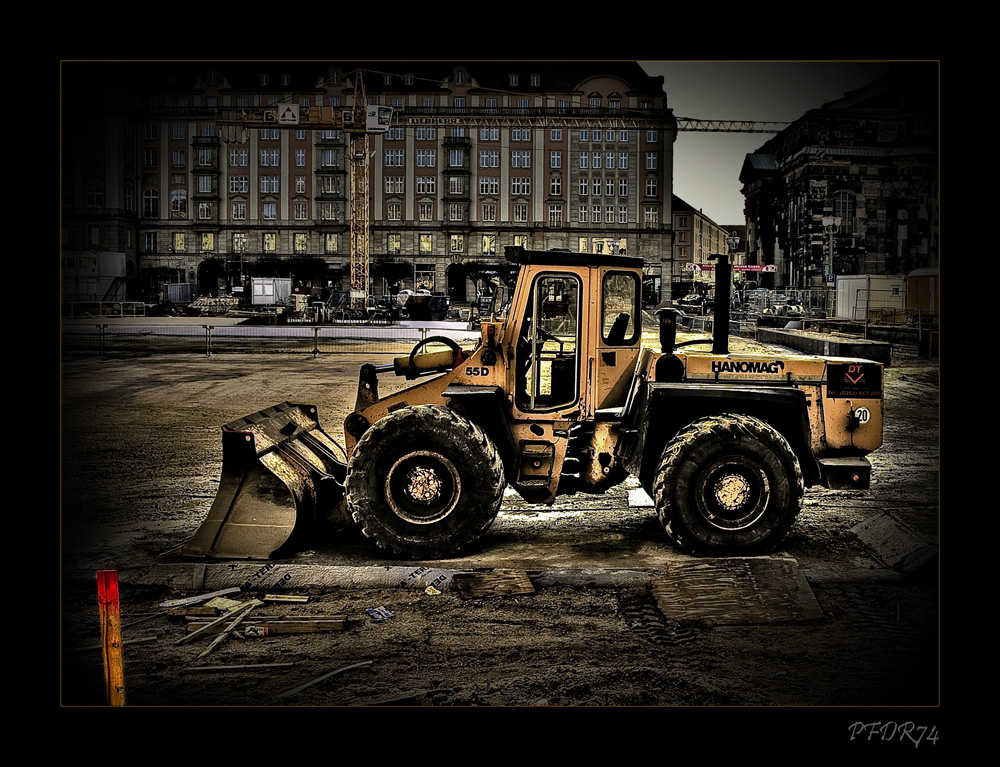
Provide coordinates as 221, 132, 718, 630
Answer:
188, 618, 346, 635
97, 570, 126, 706
159, 588, 241, 608
453, 570, 535, 599
196, 602, 261, 659
185, 662, 296, 673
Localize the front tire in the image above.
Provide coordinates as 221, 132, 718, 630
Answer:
347, 406, 505, 558
653, 414, 803, 555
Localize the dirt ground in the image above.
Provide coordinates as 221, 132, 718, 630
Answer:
60, 331, 940, 715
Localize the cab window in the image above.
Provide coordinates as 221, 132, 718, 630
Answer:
514, 274, 581, 412
601, 271, 640, 345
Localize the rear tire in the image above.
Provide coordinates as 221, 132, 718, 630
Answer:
653, 414, 803, 555
347, 406, 505, 558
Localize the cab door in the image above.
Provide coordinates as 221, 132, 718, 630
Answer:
592, 269, 642, 412
508, 270, 586, 501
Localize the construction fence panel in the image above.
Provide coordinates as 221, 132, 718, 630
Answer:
61, 324, 481, 358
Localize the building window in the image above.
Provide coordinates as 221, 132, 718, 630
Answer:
416, 176, 436, 194
230, 176, 248, 194
449, 177, 464, 195
172, 123, 185, 140
512, 128, 531, 142
644, 207, 659, 226
645, 177, 657, 197
579, 153, 589, 169
416, 149, 436, 167
511, 150, 531, 168
514, 235, 528, 248
199, 203, 213, 220
229, 149, 248, 167
387, 234, 401, 254
172, 149, 186, 168
480, 177, 499, 195
619, 206, 628, 224
263, 232, 276, 252
260, 149, 279, 167
646, 153, 658, 170
86, 184, 104, 208
326, 234, 339, 253
387, 202, 401, 221
579, 206, 588, 223
144, 232, 157, 253
293, 201, 307, 220
263, 202, 276, 220
385, 176, 404, 195
511, 178, 531, 195
173, 233, 185, 252
480, 150, 499, 168
450, 235, 464, 253
320, 149, 341, 167
449, 203, 464, 222
296, 149, 306, 167
449, 149, 464, 167
550, 151, 562, 168
579, 178, 589, 196
834, 191, 856, 225
550, 175, 562, 196
232, 201, 246, 219
170, 189, 187, 218
201, 233, 214, 251
385, 149, 404, 167
548, 205, 563, 226
295, 234, 308, 253
260, 176, 279, 194
482, 235, 496, 255
295, 176, 306, 194
419, 202, 434, 221
142, 189, 159, 218
233, 233, 247, 253
419, 235, 433, 253
513, 204, 528, 222
482, 203, 497, 222
199, 148, 212, 166
198, 175, 212, 194
606, 179, 615, 197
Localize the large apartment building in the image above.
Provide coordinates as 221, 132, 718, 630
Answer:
61, 61, 678, 306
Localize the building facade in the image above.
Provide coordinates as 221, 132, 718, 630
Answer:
739, 66, 938, 293
670, 195, 742, 297
61, 62, 678, 306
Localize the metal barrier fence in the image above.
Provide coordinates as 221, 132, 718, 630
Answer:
61, 323, 481, 357
62, 302, 148, 318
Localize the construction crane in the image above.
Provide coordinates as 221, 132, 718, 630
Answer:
218, 85, 786, 312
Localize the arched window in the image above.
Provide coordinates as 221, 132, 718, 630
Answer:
834, 191, 856, 225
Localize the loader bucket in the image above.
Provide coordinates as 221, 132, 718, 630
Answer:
180, 402, 347, 559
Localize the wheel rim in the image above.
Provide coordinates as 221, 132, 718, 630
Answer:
384, 450, 462, 525
695, 456, 770, 531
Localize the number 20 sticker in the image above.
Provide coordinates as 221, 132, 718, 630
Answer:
854, 407, 871, 423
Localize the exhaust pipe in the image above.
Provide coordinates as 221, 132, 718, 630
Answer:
711, 253, 732, 355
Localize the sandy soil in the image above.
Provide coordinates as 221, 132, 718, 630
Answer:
60, 331, 940, 714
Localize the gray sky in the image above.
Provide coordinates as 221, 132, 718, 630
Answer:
639, 61, 900, 226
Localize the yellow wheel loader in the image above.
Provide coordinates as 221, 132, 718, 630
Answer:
182, 246, 884, 560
